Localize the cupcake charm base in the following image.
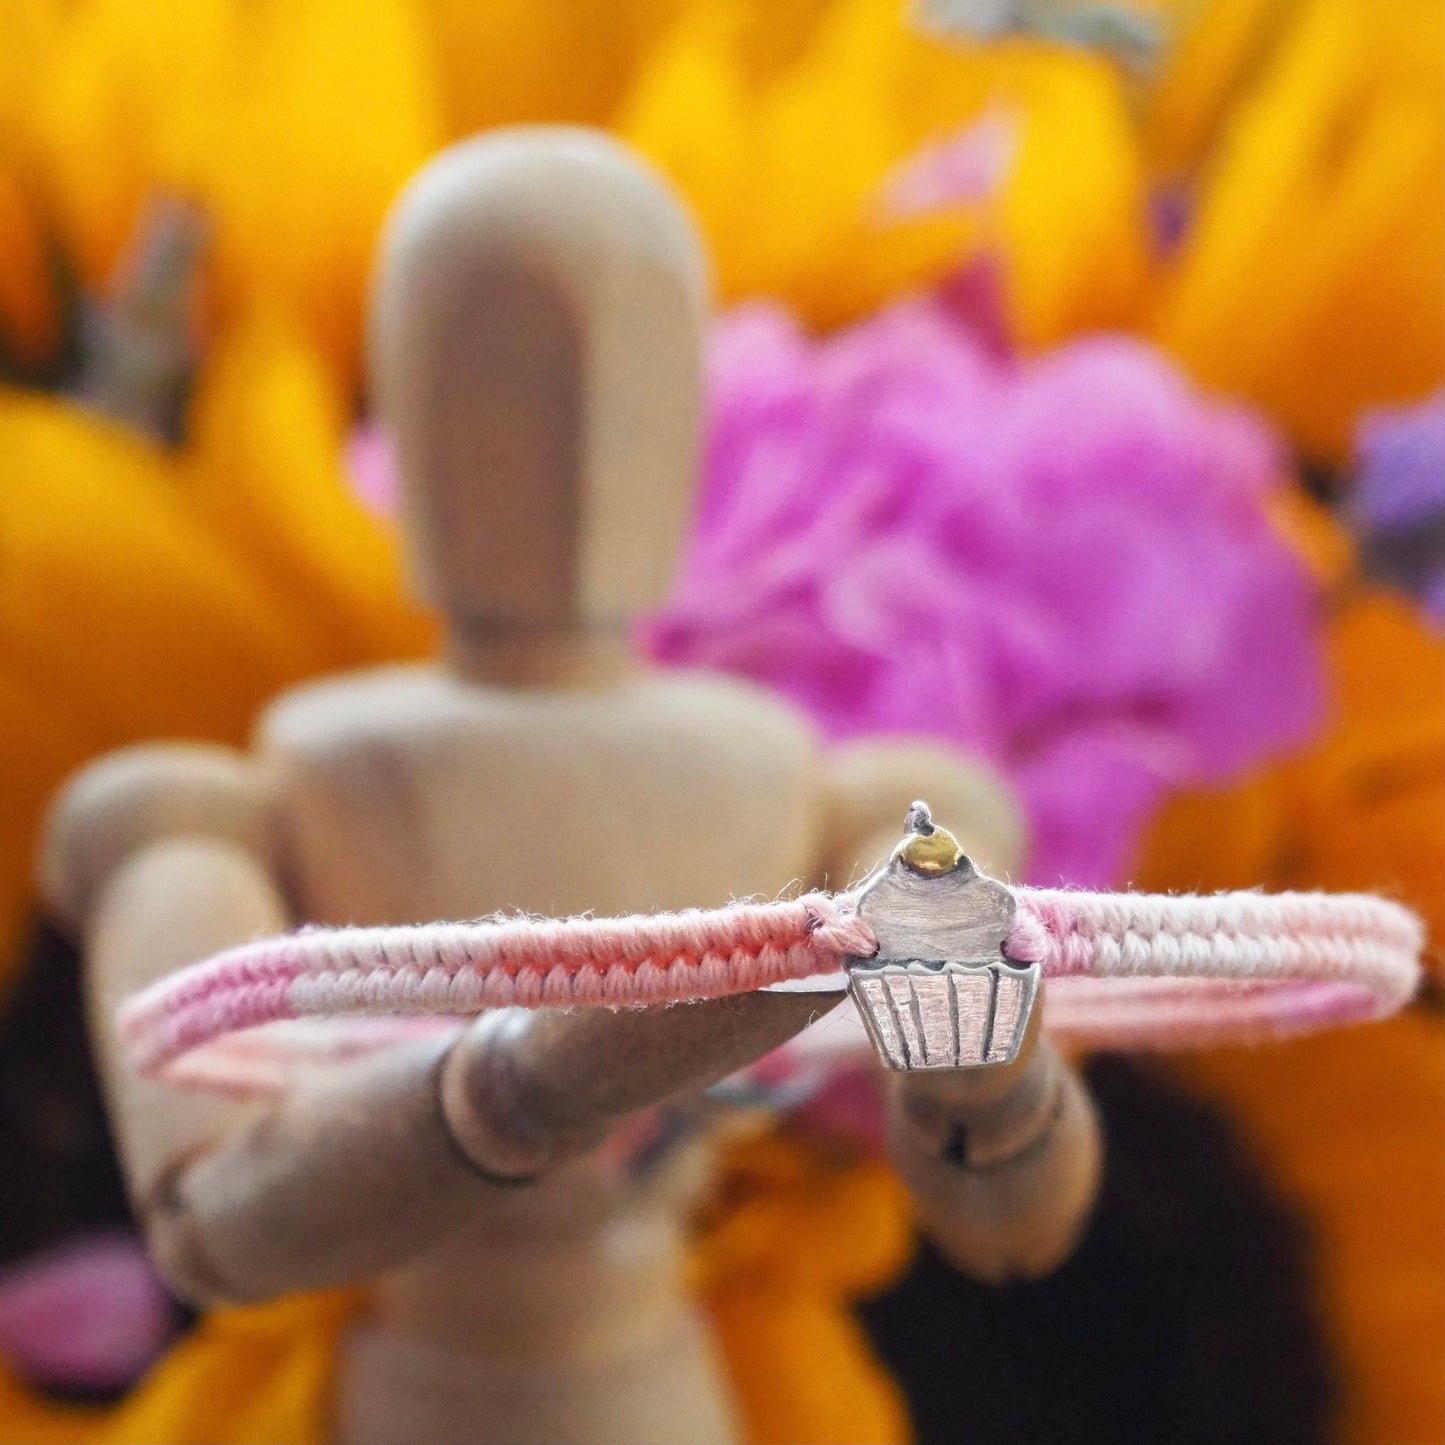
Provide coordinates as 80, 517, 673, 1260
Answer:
847, 802, 1039, 1071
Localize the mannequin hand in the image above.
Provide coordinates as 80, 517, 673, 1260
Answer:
886, 1006, 1102, 1283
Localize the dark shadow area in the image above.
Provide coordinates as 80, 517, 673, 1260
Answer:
0, 917, 130, 1263
858, 1054, 1338, 1445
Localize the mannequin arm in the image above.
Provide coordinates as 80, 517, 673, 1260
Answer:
886, 1006, 1101, 1282
820, 738, 1102, 1281
46, 745, 835, 1305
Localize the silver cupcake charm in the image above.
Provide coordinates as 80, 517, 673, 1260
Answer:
847, 802, 1039, 1071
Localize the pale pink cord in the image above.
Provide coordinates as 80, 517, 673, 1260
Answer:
118, 894, 875, 1082
1007, 887, 1422, 1049
119, 885, 1422, 1089
1009, 888, 1421, 999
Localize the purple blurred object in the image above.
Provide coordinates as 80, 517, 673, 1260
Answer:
1349, 389, 1445, 622
645, 300, 1324, 886
0, 1232, 174, 1393
1148, 180, 1194, 256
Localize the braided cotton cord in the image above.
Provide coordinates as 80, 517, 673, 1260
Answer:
118, 894, 874, 1083
1007, 888, 1422, 1049
119, 884, 1422, 1090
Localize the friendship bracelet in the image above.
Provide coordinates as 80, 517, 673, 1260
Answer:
118, 803, 1423, 1092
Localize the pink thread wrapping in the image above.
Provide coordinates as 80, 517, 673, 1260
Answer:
1007, 888, 1422, 1050
118, 885, 1422, 1092
117, 895, 874, 1086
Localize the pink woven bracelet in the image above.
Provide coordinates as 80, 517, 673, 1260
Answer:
119, 804, 1423, 1093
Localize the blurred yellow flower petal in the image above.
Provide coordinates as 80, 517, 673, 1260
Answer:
0, 384, 380, 974
184, 315, 435, 668
620, 0, 1150, 334
620, 4, 756, 288
993, 42, 1151, 342
34, 0, 230, 288
623, 0, 980, 324
0, 0, 62, 166
1292, 592, 1445, 941
0, 167, 60, 372
1151, 0, 1444, 460
201, 0, 443, 392
417, 0, 688, 135
0, 388, 315, 744
0, 0, 63, 371
0, 1350, 99, 1442
1265, 485, 1357, 590
694, 1131, 914, 1445
35, 0, 441, 392
1146, 0, 1302, 176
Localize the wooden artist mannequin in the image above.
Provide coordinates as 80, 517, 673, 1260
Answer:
42, 130, 1100, 1445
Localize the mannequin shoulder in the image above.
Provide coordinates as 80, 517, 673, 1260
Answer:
257, 665, 464, 753
624, 667, 819, 746
258, 663, 819, 758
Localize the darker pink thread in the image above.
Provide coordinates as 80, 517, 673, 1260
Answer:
118, 893, 873, 1082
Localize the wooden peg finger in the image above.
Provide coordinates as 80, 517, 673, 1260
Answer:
885, 1006, 1103, 1284
438, 990, 845, 1181
131, 988, 842, 1304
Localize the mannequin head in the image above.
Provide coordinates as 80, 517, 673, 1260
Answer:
370, 128, 708, 650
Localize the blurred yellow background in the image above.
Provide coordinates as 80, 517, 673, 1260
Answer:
0, 3, 1440, 1441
